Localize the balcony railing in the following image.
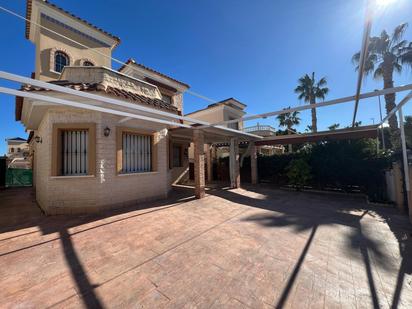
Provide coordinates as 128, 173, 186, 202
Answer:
244, 124, 276, 133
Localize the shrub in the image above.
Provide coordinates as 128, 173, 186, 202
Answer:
286, 158, 312, 190
255, 138, 392, 201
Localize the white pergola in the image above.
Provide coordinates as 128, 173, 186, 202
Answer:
2, 70, 412, 211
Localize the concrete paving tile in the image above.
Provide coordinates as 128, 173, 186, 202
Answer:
1, 186, 411, 308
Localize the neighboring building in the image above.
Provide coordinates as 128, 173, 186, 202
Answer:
186, 98, 246, 160
5, 137, 31, 169
185, 99, 247, 181
243, 124, 284, 155
185, 98, 246, 131
16, 0, 192, 214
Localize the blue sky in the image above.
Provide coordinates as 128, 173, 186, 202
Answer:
0, 0, 412, 154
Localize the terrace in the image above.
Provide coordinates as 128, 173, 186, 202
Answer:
0, 186, 411, 308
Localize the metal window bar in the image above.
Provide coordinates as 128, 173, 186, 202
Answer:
62, 130, 88, 176
122, 133, 152, 173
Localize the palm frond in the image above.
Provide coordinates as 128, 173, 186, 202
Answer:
297, 93, 306, 101
391, 40, 408, 54
373, 66, 383, 79
399, 47, 412, 69
392, 23, 408, 45
317, 77, 327, 87
381, 30, 390, 42
294, 85, 304, 94
315, 87, 329, 100
352, 52, 361, 65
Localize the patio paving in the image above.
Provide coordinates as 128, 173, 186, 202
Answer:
0, 186, 411, 308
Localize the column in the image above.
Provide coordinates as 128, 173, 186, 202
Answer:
251, 143, 258, 185
193, 129, 205, 199
206, 144, 213, 183
229, 137, 240, 188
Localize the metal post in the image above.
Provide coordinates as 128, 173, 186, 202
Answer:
399, 107, 411, 221
376, 90, 386, 150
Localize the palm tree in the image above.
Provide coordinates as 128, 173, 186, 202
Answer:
294, 72, 329, 133
352, 23, 412, 148
277, 108, 301, 152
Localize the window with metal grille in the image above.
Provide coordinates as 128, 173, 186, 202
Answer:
227, 117, 239, 130
122, 133, 152, 173
61, 130, 88, 176
161, 94, 172, 105
54, 51, 69, 73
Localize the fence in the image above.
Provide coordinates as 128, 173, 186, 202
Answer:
5, 168, 33, 187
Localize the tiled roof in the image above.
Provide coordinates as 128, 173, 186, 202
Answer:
118, 59, 190, 89
25, 0, 120, 47
6, 137, 27, 142
208, 98, 246, 109
19, 81, 178, 113
185, 97, 246, 116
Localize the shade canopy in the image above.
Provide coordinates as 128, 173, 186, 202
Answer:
255, 125, 379, 146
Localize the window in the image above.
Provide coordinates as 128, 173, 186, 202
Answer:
121, 132, 152, 173
162, 94, 172, 105
54, 51, 69, 73
52, 123, 96, 177
172, 145, 182, 167
61, 130, 88, 176
17, 148, 21, 153
83, 61, 94, 67
227, 117, 239, 130
10, 147, 14, 153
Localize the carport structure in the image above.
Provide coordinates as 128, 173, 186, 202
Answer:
1, 71, 412, 218
0, 0, 411, 219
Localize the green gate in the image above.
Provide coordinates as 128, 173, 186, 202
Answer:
6, 168, 33, 187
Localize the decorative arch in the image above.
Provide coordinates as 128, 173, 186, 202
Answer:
79, 58, 95, 67
50, 48, 73, 74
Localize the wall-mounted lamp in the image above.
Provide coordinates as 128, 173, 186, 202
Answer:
103, 126, 111, 137
34, 135, 42, 143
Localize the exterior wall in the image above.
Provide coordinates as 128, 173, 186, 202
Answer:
169, 165, 189, 185
34, 109, 170, 214
119, 67, 185, 114
173, 93, 183, 114
223, 107, 245, 130
36, 15, 112, 81
168, 139, 190, 186
187, 107, 225, 126
186, 105, 245, 130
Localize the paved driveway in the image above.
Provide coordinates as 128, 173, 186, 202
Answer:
0, 186, 411, 308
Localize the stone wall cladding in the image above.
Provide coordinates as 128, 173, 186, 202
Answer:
36, 109, 170, 214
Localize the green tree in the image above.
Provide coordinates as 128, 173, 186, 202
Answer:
328, 123, 340, 131
294, 72, 329, 133
277, 108, 301, 153
404, 115, 412, 148
352, 23, 412, 148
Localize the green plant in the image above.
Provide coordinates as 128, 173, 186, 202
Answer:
286, 158, 312, 190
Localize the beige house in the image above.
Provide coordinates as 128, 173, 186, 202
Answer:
15, 0, 258, 214
5, 137, 31, 169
